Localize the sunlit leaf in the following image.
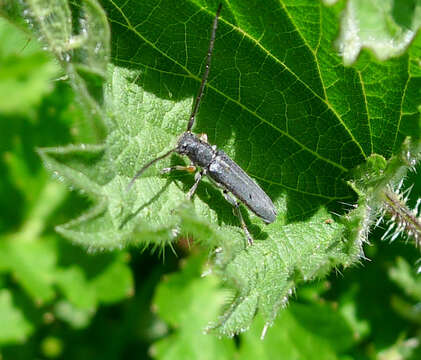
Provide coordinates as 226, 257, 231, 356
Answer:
22, 0, 421, 335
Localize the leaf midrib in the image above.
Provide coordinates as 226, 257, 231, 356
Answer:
108, 0, 355, 173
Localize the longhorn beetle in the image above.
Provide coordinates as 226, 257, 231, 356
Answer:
127, 4, 277, 245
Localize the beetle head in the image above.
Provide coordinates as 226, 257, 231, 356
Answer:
176, 132, 214, 167
176, 132, 196, 155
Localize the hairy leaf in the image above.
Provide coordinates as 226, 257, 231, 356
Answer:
337, 0, 421, 64
20, 0, 421, 335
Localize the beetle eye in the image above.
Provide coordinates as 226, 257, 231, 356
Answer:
178, 143, 187, 153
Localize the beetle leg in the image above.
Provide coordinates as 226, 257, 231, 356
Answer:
223, 190, 253, 246
161, 165, 203, 199
161, 165, 196, 174
187, 169, 205, 199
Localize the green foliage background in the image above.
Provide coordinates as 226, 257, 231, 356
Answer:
0, 0, 420, 359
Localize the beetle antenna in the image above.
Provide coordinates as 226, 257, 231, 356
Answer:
186, 3, 222, 132
126, 148, 176, 191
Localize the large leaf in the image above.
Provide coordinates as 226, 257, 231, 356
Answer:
17, 0, 421, 336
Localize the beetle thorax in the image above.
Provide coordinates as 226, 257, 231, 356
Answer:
176, 132, 215, 168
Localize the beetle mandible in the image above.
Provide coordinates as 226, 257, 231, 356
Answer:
127, 4, 277, 244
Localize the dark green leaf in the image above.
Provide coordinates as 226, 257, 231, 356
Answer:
22, 0, 421, 335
